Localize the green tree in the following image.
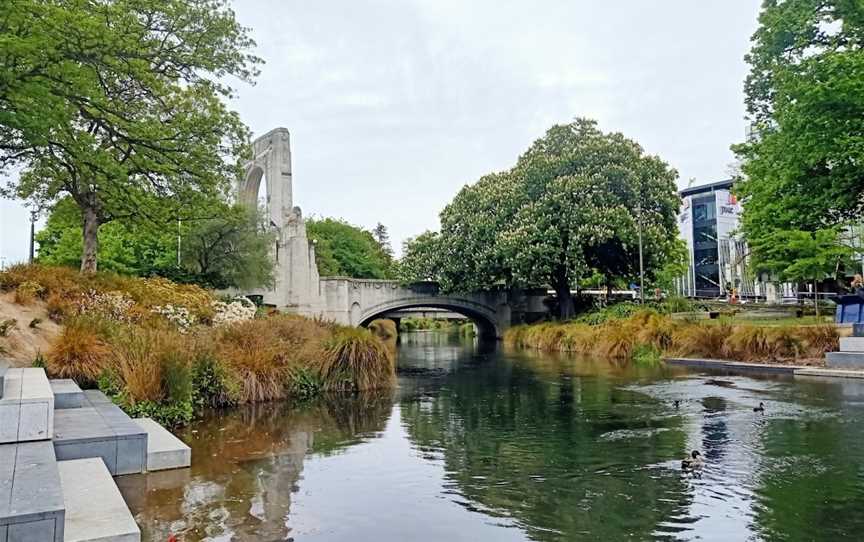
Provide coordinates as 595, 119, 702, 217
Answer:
750, 228, 854, 315
372, 222, 393, 259
36, 197, 175, 275
35, 197, 275, 289
397, 231, 442, 282
306, 218, 394, 279
180, 205, 275, 289
734, 1, 864, 238
0, 0, 260, 272
427, 119, 680, 318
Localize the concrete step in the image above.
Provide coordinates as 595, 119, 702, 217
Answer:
826, 351, 864, 369
50, 380, 84, 410
53, 392, 147, 476
0, 441, 65, 542
57, 458, 140, 542
839, 337, 864, 353
132, 418, 190, 472
0, 368, 54, 444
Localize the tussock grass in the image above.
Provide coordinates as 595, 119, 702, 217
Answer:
319, 328, 395, 392
368, 319, 398, 351
505, 312, 839, 365
47, 319, 110, 385
109, 326, 186, 403
671, 322, 731, 358
214, 318, 300, 403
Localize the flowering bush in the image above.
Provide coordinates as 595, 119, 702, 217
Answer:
213, 297, 257, 326
151, 304, 195, 332
76, 290, 136, 322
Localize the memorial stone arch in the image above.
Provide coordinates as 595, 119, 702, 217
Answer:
238, 128, 321, 310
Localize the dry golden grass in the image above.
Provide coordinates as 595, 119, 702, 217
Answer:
108, 326, 187, 403
47, 320, 110, 384
213, 315, 332, 403
671, 322, 731, 358
505, 311, 840, 365
368, 319, 398, 351
45, 292, 74, 323
319, 327, 395, 392
594, 323, 635, 359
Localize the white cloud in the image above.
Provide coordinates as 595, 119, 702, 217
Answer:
1, 0, 762, 262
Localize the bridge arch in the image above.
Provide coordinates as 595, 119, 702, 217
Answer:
357, 296, 500, 339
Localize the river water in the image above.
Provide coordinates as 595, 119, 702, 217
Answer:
119, 332, 864, 541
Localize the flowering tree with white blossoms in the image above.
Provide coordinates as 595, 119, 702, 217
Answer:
407, 119, 681, 319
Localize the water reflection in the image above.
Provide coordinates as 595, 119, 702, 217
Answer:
119, 394, 393, 540
121, 333, 864, 541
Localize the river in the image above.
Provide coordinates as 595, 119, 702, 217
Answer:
118, 331, 864, 541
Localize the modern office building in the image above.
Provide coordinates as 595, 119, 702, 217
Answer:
675, 179, 756, 298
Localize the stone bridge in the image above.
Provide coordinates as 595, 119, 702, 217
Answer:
237, 128, 550, 338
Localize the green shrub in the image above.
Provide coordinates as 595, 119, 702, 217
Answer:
119, 399, 193, 428
287, 367, 323, 400
191, 354, 237, 408
632, 344, 662, 367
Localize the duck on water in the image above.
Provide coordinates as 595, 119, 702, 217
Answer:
681, 450, 703, 471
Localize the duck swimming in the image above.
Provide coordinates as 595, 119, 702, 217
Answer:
673, 400, 680, 409
681, 450, 703, 470
753, 402, 765, 413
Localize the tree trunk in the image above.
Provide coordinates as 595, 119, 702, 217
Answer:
80, 204, 100, 273
554, 274, 574, 320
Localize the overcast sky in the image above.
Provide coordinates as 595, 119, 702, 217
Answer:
0, 0, 762, 265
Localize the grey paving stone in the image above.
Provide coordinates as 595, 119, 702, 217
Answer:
49, 380, 83, 410
0, 369, 53, 444
826, 351, 864, 369
133, 418, 191, 471
58, 458, 140, 542
0, 441, 65, 542
53, 404, 147, 476
840, 337, 864, 353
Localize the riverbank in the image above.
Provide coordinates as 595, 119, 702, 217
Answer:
0, 264, 395, 426
665, 357, 864, 380
505, 309, 838, 366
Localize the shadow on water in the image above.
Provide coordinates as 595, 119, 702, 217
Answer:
121, 332, 864, 541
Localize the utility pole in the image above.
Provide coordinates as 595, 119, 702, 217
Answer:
637, 201, 645, 304
28, 209, 37, 263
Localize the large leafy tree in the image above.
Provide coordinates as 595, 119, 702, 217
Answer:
403, 119, 681, 318
0, 0, 260, 272
36, 196, 275, 289
306, 218, 394, 279
36, 196, 175, 275
734, 0, 864, 237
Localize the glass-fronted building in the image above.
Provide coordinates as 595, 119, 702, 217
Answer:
676, 180, 749, 298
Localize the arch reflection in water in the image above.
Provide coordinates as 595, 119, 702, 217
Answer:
119, 393, 393, 541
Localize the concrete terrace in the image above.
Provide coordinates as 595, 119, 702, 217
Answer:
0, 363, 191, 542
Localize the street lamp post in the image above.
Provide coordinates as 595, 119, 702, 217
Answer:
28, 209, 38, 264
